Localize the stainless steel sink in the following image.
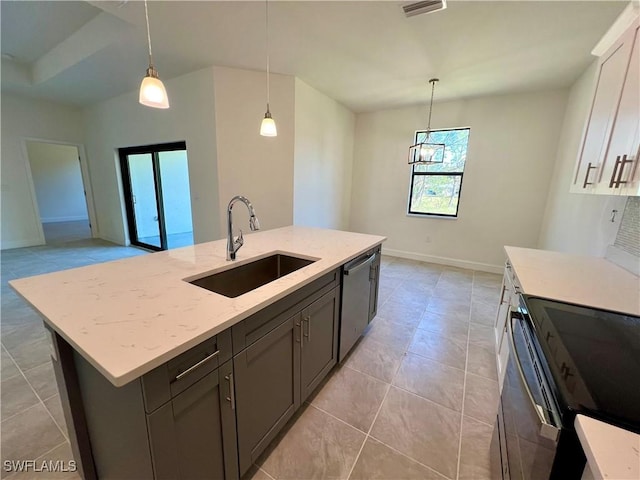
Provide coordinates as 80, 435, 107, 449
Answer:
188, 254, 315, 298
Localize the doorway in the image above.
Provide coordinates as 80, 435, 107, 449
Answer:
119, 142, 194, 251
25, 140, 93, 245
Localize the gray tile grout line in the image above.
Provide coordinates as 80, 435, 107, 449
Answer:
257, 466, 276, 480
344, 256, 408, 480
454, 271, 477, 480
1, 334, 70, 444
348, 267, 458, 480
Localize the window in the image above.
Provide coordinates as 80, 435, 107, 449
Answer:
407, 128, 470, 218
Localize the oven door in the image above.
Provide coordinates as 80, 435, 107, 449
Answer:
496, 304, 562, 480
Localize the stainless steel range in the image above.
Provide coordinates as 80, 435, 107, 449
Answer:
495, 295, 640, 479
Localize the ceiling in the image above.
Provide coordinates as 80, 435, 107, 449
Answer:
0, 1, 626, 113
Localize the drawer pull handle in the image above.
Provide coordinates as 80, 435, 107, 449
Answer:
225, 373, 235, 410
174, 350, 219, 381
583, 162, 596, 188
609, 156, 622, 188
499, 284, 507, 305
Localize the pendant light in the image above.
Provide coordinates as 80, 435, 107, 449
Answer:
260, 0, 277, 137
139, 0, 169, 109
408, 78, 444, 165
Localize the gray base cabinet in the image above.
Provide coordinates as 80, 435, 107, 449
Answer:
234, 285, 340, 475
147, 360, 238, 480
234, 315, 301, 474
49, 266, 355, 479
54, 329, 239, 480
301, 288, 340, 401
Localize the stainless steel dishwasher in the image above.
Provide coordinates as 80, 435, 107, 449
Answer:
339, 248, 380, 361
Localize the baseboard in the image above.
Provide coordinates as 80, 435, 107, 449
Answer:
41, 216, 89, 223
98, 234, 126, 246
382, 247, 503, 274
1, 237, 45, 250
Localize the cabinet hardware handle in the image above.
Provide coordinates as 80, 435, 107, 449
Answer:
297, 320, 303, 350
303, 316, 311, 342
499, 284, 507, 305
583, 162, 597, 188
225, 373, 235, 410
174, 350, 219, 381
609, 156, 622, 188
614, 154, 633, 188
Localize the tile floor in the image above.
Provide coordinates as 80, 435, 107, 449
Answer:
1, 232, 503, 480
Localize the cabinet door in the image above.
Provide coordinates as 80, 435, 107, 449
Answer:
147, 360, 238, 480
608, 24, 640, 196
572, 23, 636, 193
301, 288, 340, 402
234, 315, 301, 475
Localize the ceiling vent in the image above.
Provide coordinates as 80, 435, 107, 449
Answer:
402, 0, 447, 17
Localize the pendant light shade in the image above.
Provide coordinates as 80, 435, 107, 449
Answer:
260, 109, 277, 136
140, 67, 169, 109
139, 0, 169, 109
260, 0, 277, 136
408, 78, 444, 165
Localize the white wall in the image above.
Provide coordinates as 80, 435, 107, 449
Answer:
213, 66, 295, 235
293, 79, 355, 230
350, 90, 569, 272
82, 67, 220, 245
26, 142, 88, 223
1, 94, 86, 249
538, 62, 628, 256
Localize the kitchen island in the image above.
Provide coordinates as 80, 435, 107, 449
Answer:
10, 226, 385, 480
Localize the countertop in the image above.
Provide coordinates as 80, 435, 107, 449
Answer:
9, 226, 385, 387
575, 415, 640, 480
504, 246, 640, 316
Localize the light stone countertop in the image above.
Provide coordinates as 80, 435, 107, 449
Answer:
504, 246, 640, 316
575, 415, 640, 480
9, 226, 385, 387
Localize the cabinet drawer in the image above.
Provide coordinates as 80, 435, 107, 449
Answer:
232, 270, 339, 353
141, 329, 232, 412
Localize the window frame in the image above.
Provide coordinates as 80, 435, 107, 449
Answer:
406, 127, 470, 219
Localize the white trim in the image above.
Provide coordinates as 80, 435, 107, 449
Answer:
591, 2, 640, 57
1, 237, 44, 250
41, 216, 90, 223
19, 140, 46, 246
98, 234, 127, 246
406, 213, 458, 220
382, 247, 503, 274
21, 137, 99, 240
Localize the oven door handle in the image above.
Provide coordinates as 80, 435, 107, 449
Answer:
507, 311, 560, 443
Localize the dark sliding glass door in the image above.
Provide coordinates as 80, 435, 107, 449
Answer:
119, 142, 194, 251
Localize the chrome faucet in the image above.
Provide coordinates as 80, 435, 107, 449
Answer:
227, 196, 260, 260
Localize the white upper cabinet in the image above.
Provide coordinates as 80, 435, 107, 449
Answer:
572, 19, 640, 196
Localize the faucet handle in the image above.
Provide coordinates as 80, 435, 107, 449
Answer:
235, 229, 244, 247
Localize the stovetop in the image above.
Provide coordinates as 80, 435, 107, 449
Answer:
524, 296, 640, 434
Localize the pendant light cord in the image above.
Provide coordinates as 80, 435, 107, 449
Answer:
144, 0, 154, 67
426, 78, 438, 139
265, 0, 270, 109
